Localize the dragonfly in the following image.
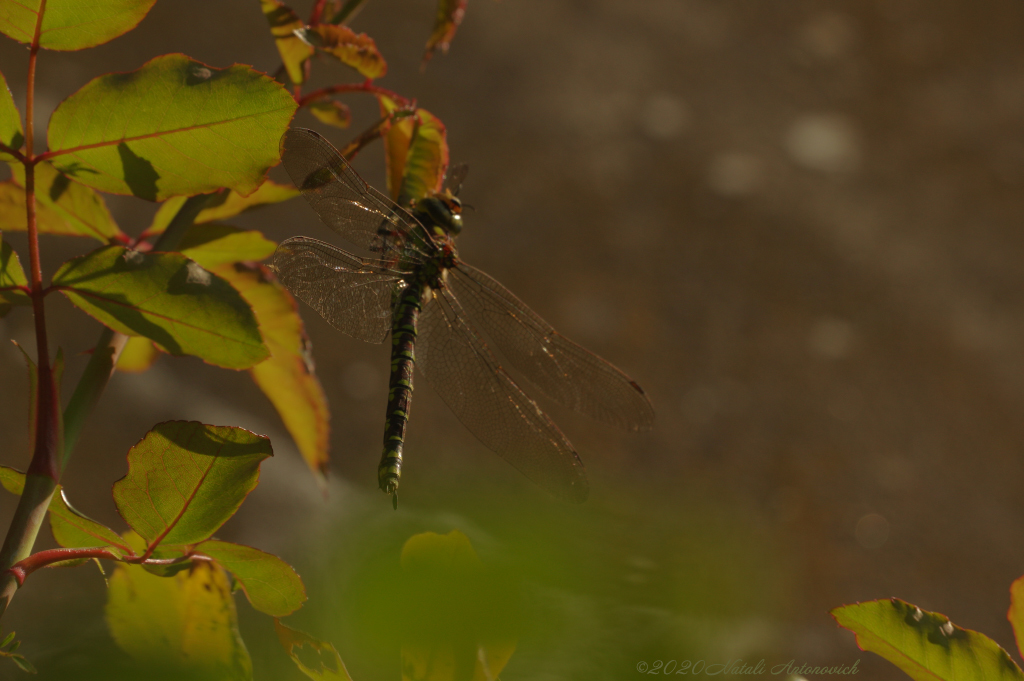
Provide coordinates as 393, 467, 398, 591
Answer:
272, 128, 654, 506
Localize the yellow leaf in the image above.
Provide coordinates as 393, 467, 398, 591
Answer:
424, 0, 467, 65
275, 619, 353, 681
309, 99, 352, 129
300, 24, 387, 79
115, 336, 160, 373
261, 0, 314, 84
214, 262, 330, 480
145, 180, 299, 237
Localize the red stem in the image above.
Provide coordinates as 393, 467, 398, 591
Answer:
0, 142, 25, 163
309, 0, 328, 25
299, 80, 412, 107
5, 547, 210, 587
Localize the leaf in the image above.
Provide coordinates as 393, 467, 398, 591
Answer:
0, 235, 30, 308
46, 53, 297, 201
214, 263, 329, 479
308, 100, 352, 130
146, 180, 299, 237
0, 465, 130, 553
3, 651, 35, 674
832, 598, 1024, 681
0, 0, 156, 51
378, 98, 448, 206
399, 531, 518, 681
326, 0, 368, 25
261, 0, 313, 85
197, 540, 306, 617
112, 421, 272, 549
3, 161, 125, 241
106, 559, 253, 680
0, 69, 23, 159
115, 336, 159, 373
52, 245, 269, 370
179, 225, 277, 269
1008, 577, 1024, 660
274, 619, 353, 681
423, 0, 467, 65
297, 25, 387, 79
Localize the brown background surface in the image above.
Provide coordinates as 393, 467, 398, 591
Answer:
2, 0, 1024, 678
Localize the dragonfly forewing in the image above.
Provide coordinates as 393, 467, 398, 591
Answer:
447, 264, 655, 431
273, 237, 403, 344
281, 128, 435, 262
418, 285, 589, 503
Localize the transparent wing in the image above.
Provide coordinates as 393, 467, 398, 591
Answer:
448, 265, 655, 431
272, 237, 402, 344
281, 128, 434, 261
419, 287, 589, 503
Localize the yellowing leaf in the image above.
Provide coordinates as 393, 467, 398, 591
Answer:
275, 619, 353, 681
308, 100, 352, 129
179, 224, 277, 269
0, 69, 23, 159
0, 235, 30, 310
196, 540, 306, 617
213, 263, 329, 479
0, 0, 157, 51
115, 336, 159, 373
832, 598, 1024, 681
3, 161, 125, 241
298, 25, 387, 79
47, 54, 297, 201
378, 97, 449, 207
423, 0, 467, 65
146, 180, 299, 237
1009, 577, 1024, 661
106, 559, 252, 680
261, 0, 314, 85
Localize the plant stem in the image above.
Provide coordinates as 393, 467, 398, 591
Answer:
299, 80, 412, 108
0, 14, 61, 615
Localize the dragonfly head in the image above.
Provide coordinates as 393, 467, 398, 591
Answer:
414, 193, 463, 237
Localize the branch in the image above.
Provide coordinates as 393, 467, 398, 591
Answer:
299, 80, 412, 108
0, 142, 26, 164
5, 547, 213, 587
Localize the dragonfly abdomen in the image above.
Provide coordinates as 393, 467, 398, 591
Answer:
378, 280, 425, 504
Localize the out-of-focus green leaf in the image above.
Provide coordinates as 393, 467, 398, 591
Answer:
0, 235, 30, 310
197, 540, 306, 617
423, 0, 466, 65
146, 181, 299, 237
107, 558, 252, 680
275, 619, 353, 681
47, 53, 297, 201
379, 97, 448, 207
308, 99, 352, 129
261, 0, 313, 85
1008, 577, 1024, 662
0, 465, 130, 553
297, 25, 386, 79
400, 531, 517, 681
0, 644, 35, 674
0, 0, 156, 51
115, 335, 160, 373
3, 161, 125, 241
52, 245, 269, 370
832, 598, 1024, 681
0, 69, 23, 159
112, 421, 272, 549
179, 225, 277, 269
215, 263, 329, 479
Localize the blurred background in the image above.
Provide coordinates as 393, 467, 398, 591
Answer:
2, 0, 1024, 678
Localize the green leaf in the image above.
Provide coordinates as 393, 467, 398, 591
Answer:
112, 421, 272, 549
146, 180, 299, 237
47, 53, 297, 201
197, 540, 306, 617
0, 0, 157, 51
107, 559, 252, 680
5, 652, 35, 674
274, 619, 353, 681
0, 465, 130, 553
423, 0, 466, 65
261, 0, 313, 85
0, 69, 23, 159
115, 335, 159, 373
214, 263, 329, 479
379, 98, 449, 206
52, 245, 269, 370
0, 235, 30, 309
308, 100, 352, 129
179, 225, 277, 269
832, 598, 1024, 681
3, 162, 125, 241
297, 25, 387, 79
1008, 577, 1024, 661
